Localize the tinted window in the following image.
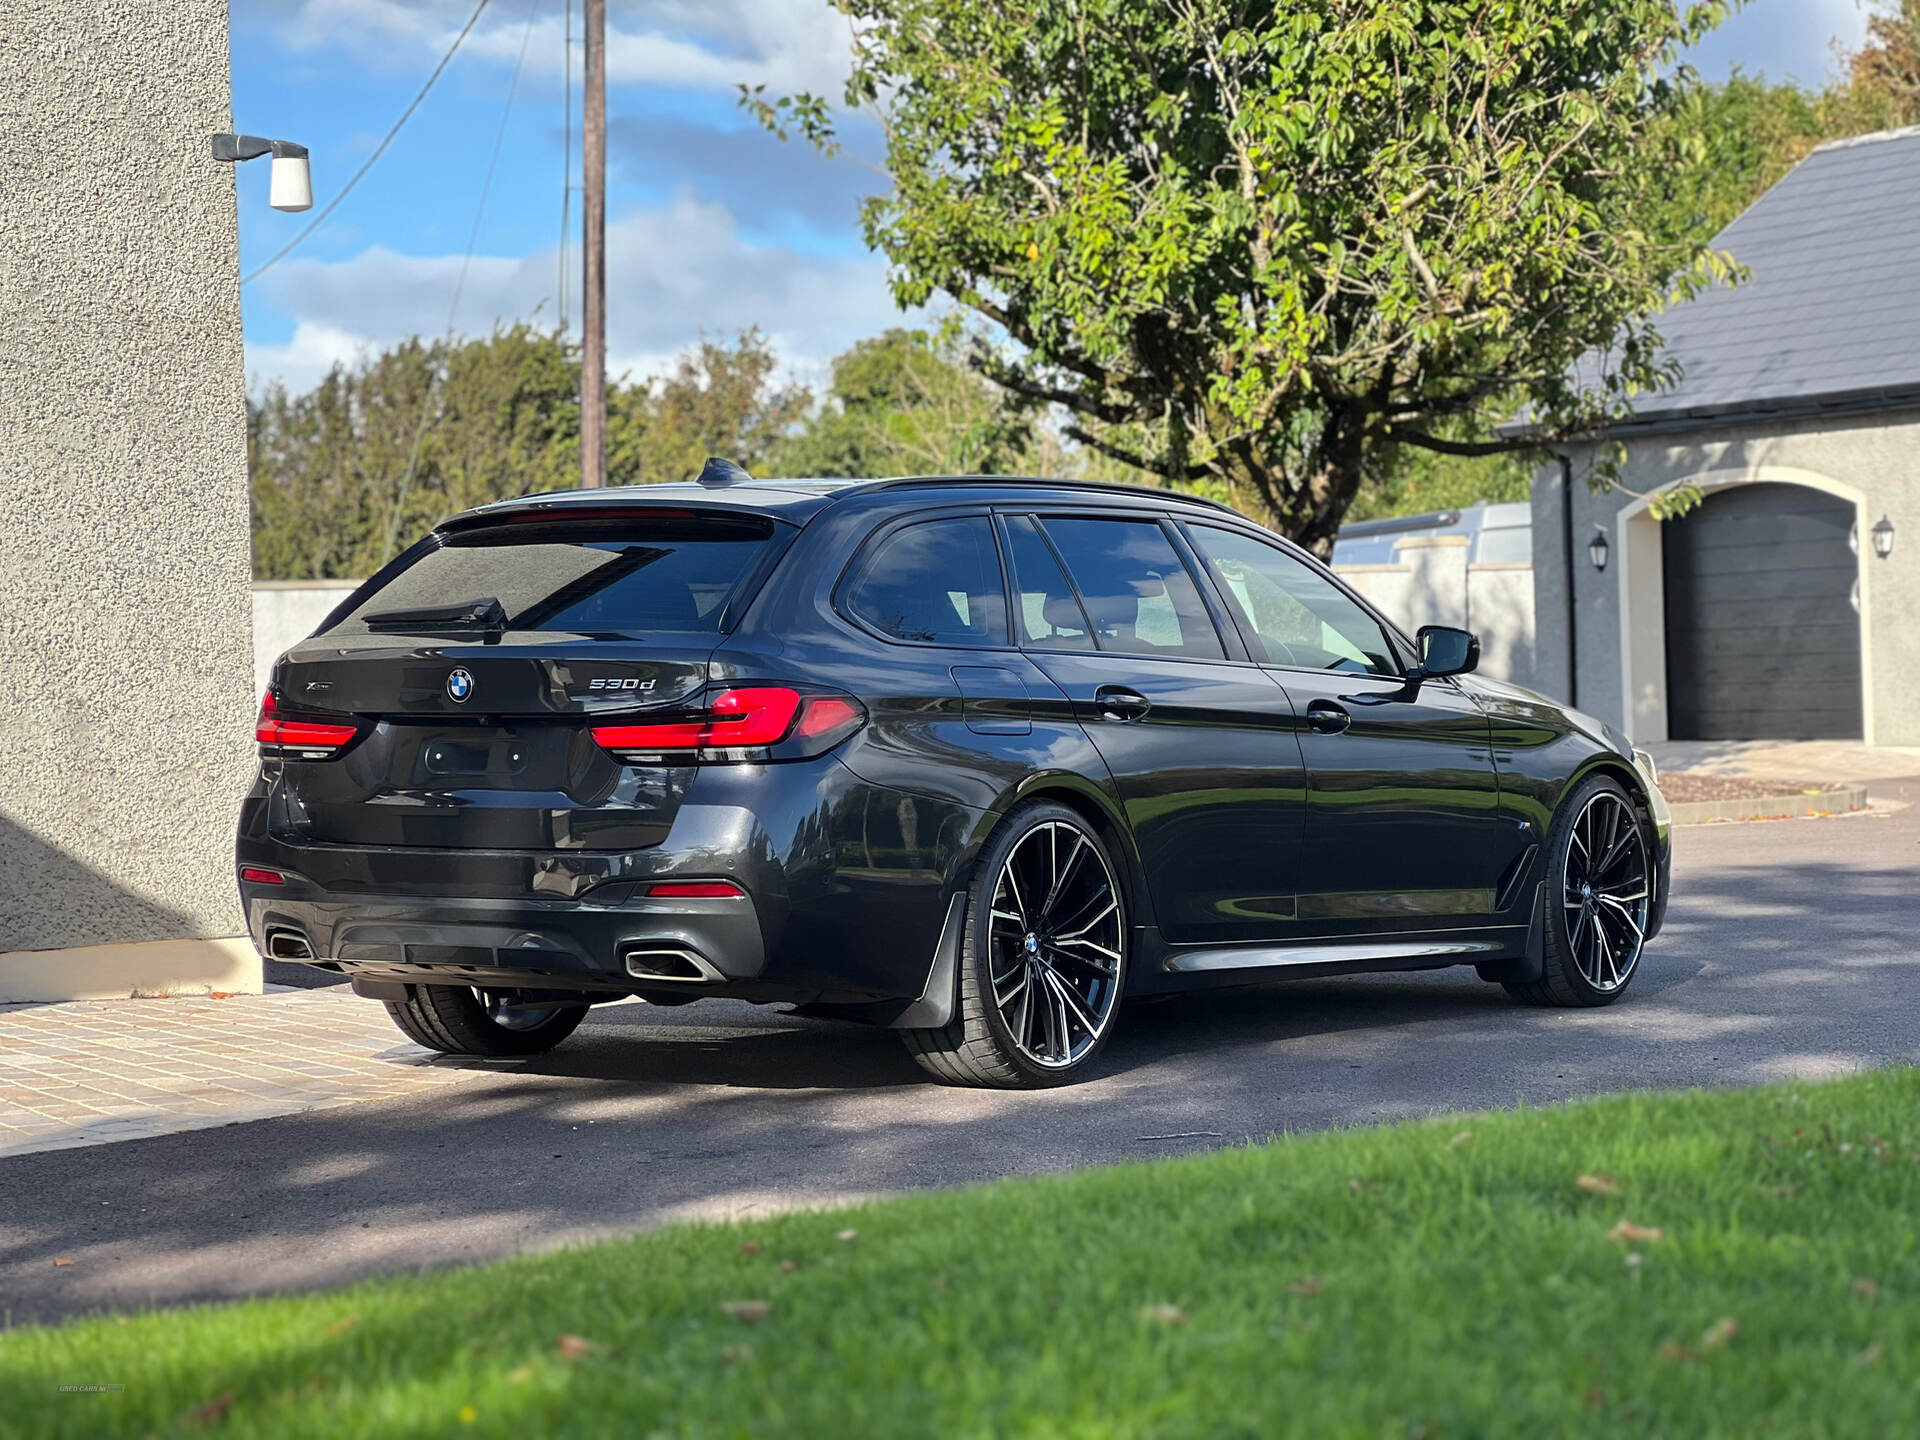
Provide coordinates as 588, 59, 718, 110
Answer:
332, 515, 780, 636
1038, 518, 1223, 660
1189, 525, 1398, 676
1004, 515, 1093, 650
844, 516, 1010, 647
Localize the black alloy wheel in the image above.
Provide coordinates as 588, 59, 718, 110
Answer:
902, 800, 1128, 1087
1506, 774, 1654, 1007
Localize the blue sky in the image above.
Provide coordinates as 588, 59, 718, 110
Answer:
233, 0, 1875, 395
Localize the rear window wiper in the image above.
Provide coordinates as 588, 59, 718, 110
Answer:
362, 597, 510, 632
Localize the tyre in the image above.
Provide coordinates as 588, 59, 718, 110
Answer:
901, 800, 1128, 1088
383, 985, 590, 1057
1505, 773, 1654, 1007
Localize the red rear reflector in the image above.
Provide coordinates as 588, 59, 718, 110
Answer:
255, 689, 360, 754
645, 880, 746, 899
240, 867, 284, 886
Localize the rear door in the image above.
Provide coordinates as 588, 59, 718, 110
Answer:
1181, 522, 1520, 932
1005, 511, 1308, 945
266, 508, 789, 851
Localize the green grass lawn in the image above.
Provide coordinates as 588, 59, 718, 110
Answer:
6, 1069, 1919, 1438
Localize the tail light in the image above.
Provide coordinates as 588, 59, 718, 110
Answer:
255, 690, 362, 760
592, 686, 864, 764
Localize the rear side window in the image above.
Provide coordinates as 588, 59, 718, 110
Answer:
1038, 517, 1224, 660
1003, 515, 1093, 651
331, 514, 782, 636
843, 515, 1010, 647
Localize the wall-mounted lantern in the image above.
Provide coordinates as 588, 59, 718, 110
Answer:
1871, 514, 1895, 559
1588, 527, 1611, 573
210, 133, 312, 212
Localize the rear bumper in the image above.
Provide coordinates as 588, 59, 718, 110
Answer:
237, 755, 991, 1007
242, 883, 767, 995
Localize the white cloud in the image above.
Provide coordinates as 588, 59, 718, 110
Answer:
245, 320, 380, 394
272, 0, 852, 96
246, 191, 907, 394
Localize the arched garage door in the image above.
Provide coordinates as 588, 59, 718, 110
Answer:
1661, 483, 1862, 740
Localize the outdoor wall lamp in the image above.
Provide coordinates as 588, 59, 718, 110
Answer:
1871, 514, 1895, 559
1588, 527, 1611, 573
210, 133, 312, 212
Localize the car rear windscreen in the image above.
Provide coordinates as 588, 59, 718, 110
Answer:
329, 513, 786, 636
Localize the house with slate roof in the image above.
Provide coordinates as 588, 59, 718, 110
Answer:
1531, 124, 1920, 746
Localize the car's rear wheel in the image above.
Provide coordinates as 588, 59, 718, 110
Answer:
1505, 774, 1653, 1007
383, 985, 590, 1057
902, 800, 1128, 1088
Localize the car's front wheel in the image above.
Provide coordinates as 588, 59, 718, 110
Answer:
1505, 773, 1654, 1007
902, 800, 1128, 1087
383, 985, 590, 1057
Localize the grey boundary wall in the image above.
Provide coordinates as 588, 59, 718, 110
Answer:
1, 1, 256, 990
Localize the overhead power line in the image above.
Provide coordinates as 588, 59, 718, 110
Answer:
380, 6, 537, 564
241, 0, 493, 287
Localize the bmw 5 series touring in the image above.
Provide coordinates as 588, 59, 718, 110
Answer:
239, 464, 1671, 1087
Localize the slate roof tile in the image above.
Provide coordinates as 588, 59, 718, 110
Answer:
1620, 126, 1920, 423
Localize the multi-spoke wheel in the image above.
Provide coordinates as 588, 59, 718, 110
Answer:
382, 985, 590, 1056
1505, 774, 1653, 1007
901, 800, 1128, 1087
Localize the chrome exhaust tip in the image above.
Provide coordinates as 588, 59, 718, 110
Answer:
620, 944, 724, 984
265, 928, 316, 961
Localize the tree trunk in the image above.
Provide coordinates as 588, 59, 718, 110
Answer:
1223, 412, 1368, 559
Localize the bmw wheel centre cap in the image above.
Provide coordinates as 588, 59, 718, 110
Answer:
446, 667, 475, 703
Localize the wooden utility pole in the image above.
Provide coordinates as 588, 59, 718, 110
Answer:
580, 0, 607, 488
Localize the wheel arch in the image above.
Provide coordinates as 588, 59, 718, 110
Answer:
1567, 755, 1659, 850
995, 771, 1155, 932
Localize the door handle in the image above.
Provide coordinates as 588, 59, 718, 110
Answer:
1305, 699, 1351, 734
1093, 685, 1151, 722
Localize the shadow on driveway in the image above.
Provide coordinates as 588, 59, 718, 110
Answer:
3, 811, 1916, 1324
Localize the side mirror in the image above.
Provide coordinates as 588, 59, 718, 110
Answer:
1413, 625, 1479, 680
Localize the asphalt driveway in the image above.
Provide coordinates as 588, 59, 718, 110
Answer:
5, 779, 1916, 1325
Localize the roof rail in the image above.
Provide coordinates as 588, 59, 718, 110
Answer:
819, 474, 1240, 515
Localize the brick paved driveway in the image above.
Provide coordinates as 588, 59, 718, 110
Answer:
0, 990, 480, 1159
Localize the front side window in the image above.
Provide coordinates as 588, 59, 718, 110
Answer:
843, 515, 1010, 647
1188, 525, 1399, 676
1037, 517, 1224, 660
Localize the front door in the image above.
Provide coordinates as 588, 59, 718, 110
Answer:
1000, 511, 1308, 945
1181, 521, 1522, 933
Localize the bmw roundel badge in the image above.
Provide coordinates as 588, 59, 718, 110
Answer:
446, 667, 475, 703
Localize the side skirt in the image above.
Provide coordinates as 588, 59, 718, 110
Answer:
1136, 922, 1531, 992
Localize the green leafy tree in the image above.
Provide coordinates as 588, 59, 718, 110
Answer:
610, 329, 811, 484
773, 327, 1034, 477
249, 328, 808, 578
755, 0, 1736, 551
249, 324, 580, 579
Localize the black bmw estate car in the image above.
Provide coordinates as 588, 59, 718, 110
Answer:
239, 464, 1671, 1087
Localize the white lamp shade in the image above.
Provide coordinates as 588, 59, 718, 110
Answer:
269, 154, 312, 213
